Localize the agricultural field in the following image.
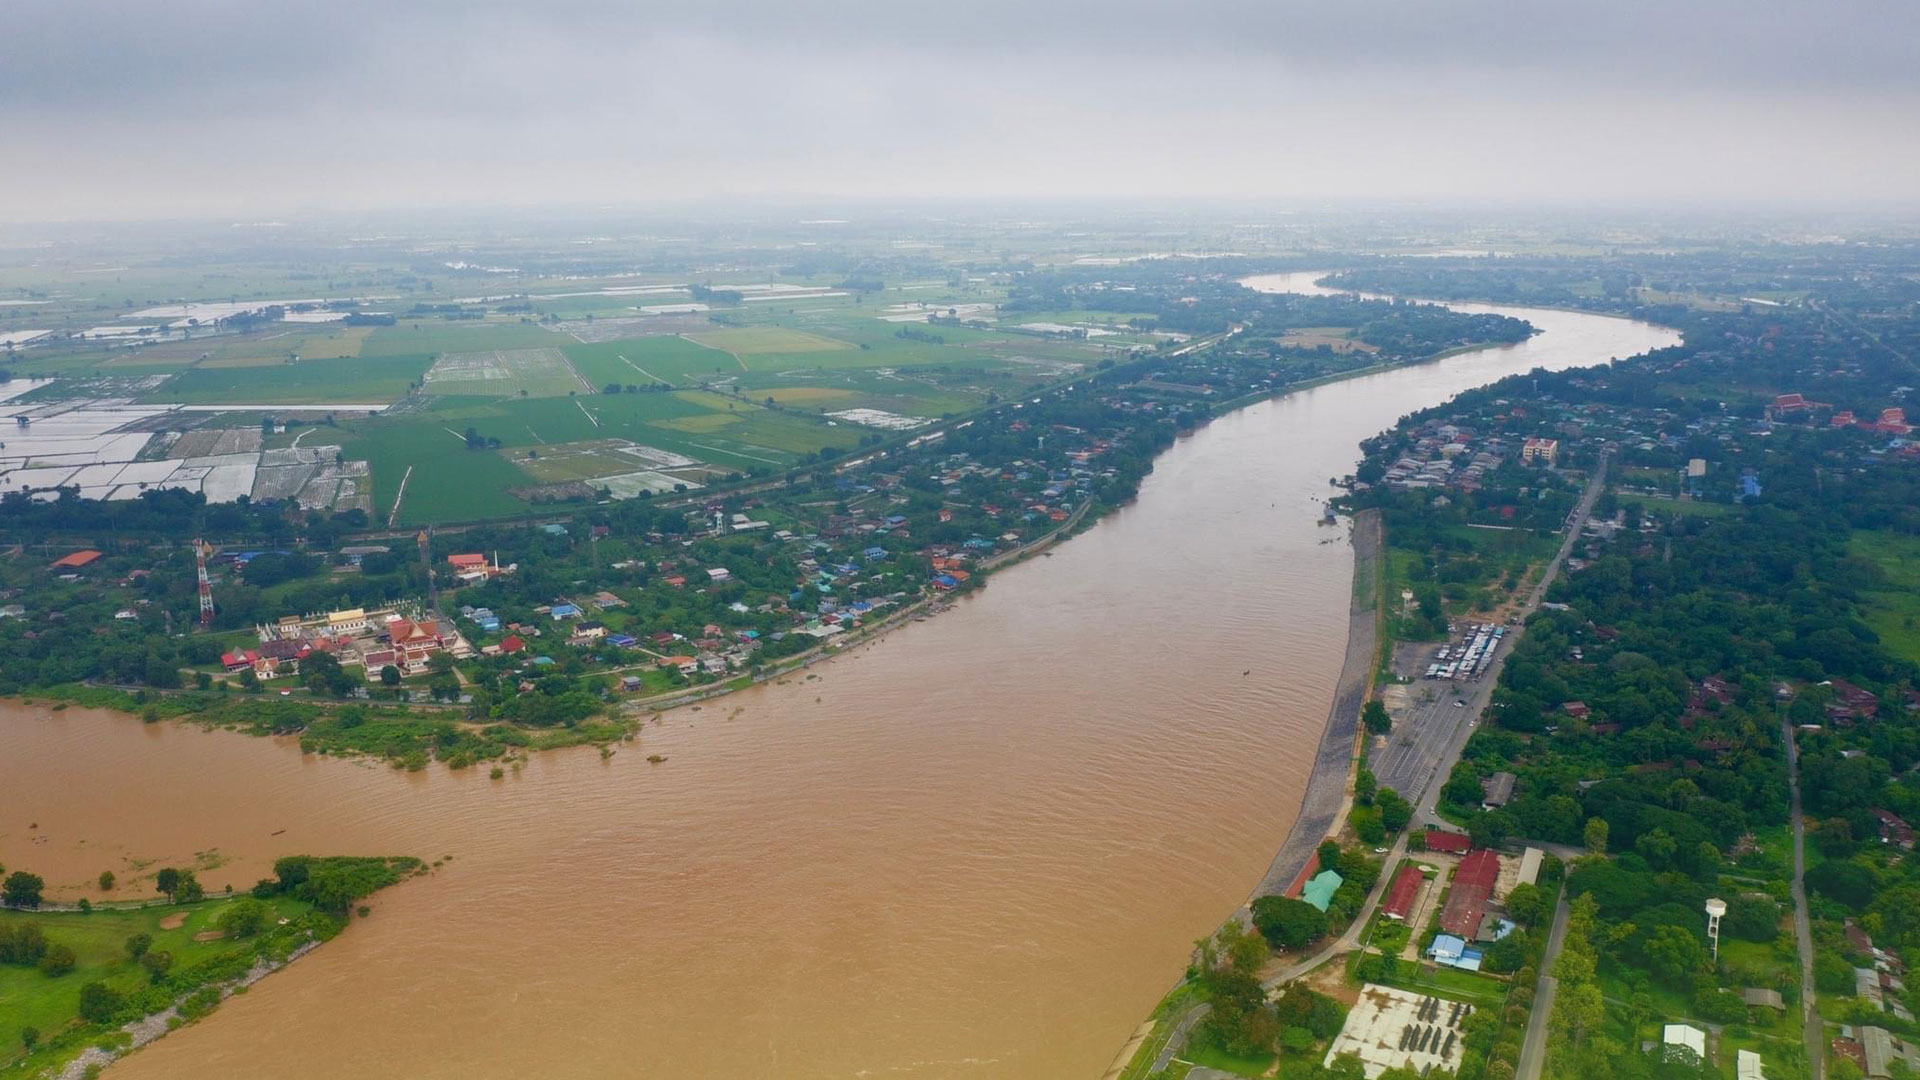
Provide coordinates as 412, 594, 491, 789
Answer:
338, 418, 542, 525
561, 335, 740, 387
142, 353, 433, 406
422, 347, 589, 397
687, 326, 854, 357
359, 319, 564, 358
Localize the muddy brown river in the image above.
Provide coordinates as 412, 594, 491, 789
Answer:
0, 273, 1677, 1079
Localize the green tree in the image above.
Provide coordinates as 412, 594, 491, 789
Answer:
1363, 698, 1392, 735
1355, 767, 1378, 806
1504, 882, 1546, 926
125, 933, 152, 960
1642, 925, 1707, 987
140, 949, 173, 983
78, 981, 124, 1023
154, 867, 181, 900
215, 897, 271, 939
2, 871, 45, 909
380, 665, 402, 687
20, 1026, 38, 1051
98, 870, 115, 892
1252, 895, 1328, 950
38, 943, 75, 976
1584, 817, 1609, 854
1377, 788, 1412, 834
1552, 981, 1605, 1047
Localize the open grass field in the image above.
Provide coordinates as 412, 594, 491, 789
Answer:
144, 352, 435, 405
1850, 529, 1920, 664
0, 894, 316, 1059
562, 335, 742, 387
422, 347, 587, 397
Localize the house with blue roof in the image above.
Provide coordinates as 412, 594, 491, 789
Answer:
550, 603, 581, 619
863, 546, 888, 561
1427, 934, 1483, 971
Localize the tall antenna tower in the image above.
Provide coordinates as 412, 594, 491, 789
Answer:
194, 538, 215, 627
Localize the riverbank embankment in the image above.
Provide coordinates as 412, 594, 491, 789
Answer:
1248, 507, 1381, 899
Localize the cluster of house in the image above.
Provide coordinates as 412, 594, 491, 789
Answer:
1769, 393, 1915, 438
231, 606, 472, 680
1834, 1023, 1920, 1080
1848, 921, 1914, 1023
1393, 831, 1543, 973
1377, 423, 1515, 492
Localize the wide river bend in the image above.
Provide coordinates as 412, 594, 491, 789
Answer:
0, 272, 1677, 1079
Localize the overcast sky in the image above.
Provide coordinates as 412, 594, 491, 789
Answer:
2, 0, 1917, 221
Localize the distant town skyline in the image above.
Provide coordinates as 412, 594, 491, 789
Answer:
3, 0, 1918, 221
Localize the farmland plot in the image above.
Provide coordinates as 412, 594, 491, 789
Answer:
423, 347, 589, 397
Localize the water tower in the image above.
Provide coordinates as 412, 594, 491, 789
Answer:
1705, 898, 1727, 960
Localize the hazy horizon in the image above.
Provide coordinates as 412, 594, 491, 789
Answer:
4, 0, 1919, 222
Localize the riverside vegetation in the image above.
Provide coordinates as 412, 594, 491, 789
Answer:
0, 855, 422, 1077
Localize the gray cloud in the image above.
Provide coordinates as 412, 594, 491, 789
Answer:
1, 0, 1916, 219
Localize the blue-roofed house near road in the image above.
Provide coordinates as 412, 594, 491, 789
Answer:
1427, 933, 1484, 971
550, 603, 581, 620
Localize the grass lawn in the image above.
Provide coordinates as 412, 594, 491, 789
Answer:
0, 894, 314, 1062
1185, 1040, 1275, 1077
1345, 950, 1509, 1007
1849, 529, 1920, 665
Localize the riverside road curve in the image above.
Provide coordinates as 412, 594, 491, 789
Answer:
1261, 452, 1610, 991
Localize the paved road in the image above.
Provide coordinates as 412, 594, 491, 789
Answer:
1263, 455, 1609, 992
1516, 892, 1572, 1080
1151, 1003, 1211, 1074
1785, 711, 1823, 1080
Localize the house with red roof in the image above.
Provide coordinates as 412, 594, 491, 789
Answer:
49, 550, 102, 570
1439, 849, 1502, 937
1382, 863, 1424, 921
1424, 829, 1471, 855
